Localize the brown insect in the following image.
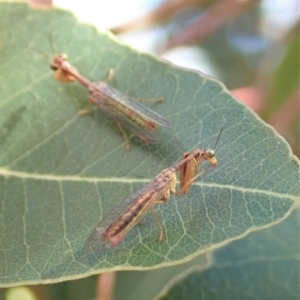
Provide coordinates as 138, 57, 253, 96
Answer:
50, 53, 170, 150
87, 129, 223, 248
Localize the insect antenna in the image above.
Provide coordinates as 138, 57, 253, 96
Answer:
213, 127, 224, 151
47, 34, 57, 55
30, 47, 51, 60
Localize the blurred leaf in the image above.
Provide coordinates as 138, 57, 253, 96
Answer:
157, 207, 300, 300
201, 5, 263, 89
162, 0, 259, 50
111, 0, 210, 34
264, 28, 300, 120
114, 254, 208, 300
0, 3, 299, 287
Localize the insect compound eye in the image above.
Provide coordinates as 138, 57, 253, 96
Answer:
50, 64, 58, 71
206, 149, 215, 158
61, 53, 68, 60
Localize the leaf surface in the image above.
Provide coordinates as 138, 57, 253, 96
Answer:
0, 3, 299, 286
158, 208, 300, 300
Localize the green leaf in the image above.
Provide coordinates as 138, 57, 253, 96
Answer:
114, 253, 209, 300
264, 30, 300, 120
0, 3, 299, 286
157, 207, 300, 300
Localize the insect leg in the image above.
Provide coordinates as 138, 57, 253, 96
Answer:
115, 121, 131, 150
102, 68, 115, 83
151, 174, 177, 240
178, 164, 212, 195
151, 206, 164, 240
179, 155, 199, 194
134, 97, 164, 104
78, 99, 94, 115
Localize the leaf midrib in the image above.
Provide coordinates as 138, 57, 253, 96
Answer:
0, 167, 297, 199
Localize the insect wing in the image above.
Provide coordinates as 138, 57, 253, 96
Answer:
90, 82, 169, 143
87, 180, 167, 249
101, 83, 170, 127
179, 153, 202, 194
